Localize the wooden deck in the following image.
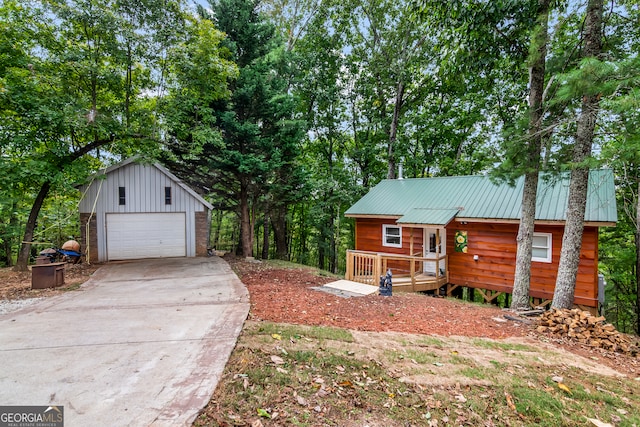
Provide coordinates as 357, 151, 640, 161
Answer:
346, 250, 448, 292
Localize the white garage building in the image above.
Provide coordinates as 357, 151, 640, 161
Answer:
79, 157, 212, 263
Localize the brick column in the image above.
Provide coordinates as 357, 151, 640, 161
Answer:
195, 211, 209, 256
80, 213, 99, 264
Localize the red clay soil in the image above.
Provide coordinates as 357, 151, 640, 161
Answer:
226, 256, 640, 378
0, 263, 101, 300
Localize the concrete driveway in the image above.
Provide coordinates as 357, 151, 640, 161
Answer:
0, 257, 249, 426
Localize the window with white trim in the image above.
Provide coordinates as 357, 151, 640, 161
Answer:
382, 224, 402, 248
531, 232, 552, 263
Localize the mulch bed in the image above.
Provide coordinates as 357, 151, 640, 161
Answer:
226, 256, 640, 378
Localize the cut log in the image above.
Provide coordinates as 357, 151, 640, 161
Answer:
537, 308, 639, 356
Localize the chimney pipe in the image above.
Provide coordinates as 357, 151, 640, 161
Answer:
398, 162, 404, 180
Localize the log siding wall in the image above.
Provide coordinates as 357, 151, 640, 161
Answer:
355, 218, 425, 275
354, 218, 599, 307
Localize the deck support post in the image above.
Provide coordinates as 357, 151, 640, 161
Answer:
530, 298, 552, 309
447, 283, 461, 297
476, 289, 503, 304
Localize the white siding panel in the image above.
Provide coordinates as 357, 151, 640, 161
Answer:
79, 160, 210, 261
106, 213, 186, 260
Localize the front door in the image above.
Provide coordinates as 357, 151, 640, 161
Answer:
424, 228, 446, 275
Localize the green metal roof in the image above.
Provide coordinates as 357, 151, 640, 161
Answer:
396, 208, 460, 226
345, 170, 617, 225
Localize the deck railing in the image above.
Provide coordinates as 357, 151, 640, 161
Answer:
345, 249, 448, 290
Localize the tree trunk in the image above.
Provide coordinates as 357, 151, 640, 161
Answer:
552, 0, 603, 309
3, 201, 18, 267
262, 209, 269, 260
3, 233, 12, 267
317, 237, 325, 271
14, 181, 52, 271
636, 180, 640, 335
387, 81, 405, 180
272, 205, 289, 260
13, 134, 115, 270
511, 0, 550, 311
298, 204, 307, 263
212, 210, 223, 249
512, 175, 540, 309
239, 179, 253, 258
329, 206, 337, 274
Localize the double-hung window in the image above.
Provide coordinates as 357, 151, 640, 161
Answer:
382, 224, 402, 248
531, 232, 552, 263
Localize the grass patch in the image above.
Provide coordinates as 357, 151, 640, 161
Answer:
471, 338, 536, 352
449, 354, 477, 366
250, 322, 354, 343
264, 259, 340, 278
459, 366, 488, 380
511, 383, 565, 423
384, 348, 440, 365
62, 282, 83, 291
411, 336, 445, 348
195, 322, 640, 427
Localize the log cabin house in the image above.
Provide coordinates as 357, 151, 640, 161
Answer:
344, 170, 617, 311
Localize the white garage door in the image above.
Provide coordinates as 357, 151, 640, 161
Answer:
106, 213, 186, 260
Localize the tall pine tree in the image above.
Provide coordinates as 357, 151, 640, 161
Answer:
552, 0, 604, 308
510, 0, 550, 311
165, 0, 304, 258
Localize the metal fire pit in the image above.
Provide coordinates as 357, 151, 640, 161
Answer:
31, 262, 66, 289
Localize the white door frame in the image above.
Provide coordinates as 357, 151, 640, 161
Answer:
423, 228, 446, 275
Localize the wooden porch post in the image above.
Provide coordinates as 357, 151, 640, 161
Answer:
375, 253, 382, 284
410, 258, 416, 291
435, 229, 440, 278
410, 228, 416, 290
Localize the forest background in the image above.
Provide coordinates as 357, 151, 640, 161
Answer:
1, 0, 639, 333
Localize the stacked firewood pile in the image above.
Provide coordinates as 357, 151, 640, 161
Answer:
536, 308, 639, 356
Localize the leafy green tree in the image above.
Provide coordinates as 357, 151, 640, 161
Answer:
333, 0, 437, 179
409, 0, 538, 178
260, 0, 322, 51
0, 1, 38, 266
598, 0, 640, 332
0, 0, 190, 270
289, 1, 362, 271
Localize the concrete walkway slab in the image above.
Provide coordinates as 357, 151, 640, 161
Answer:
0, 257, 249, 427
322, 279, 379, 296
